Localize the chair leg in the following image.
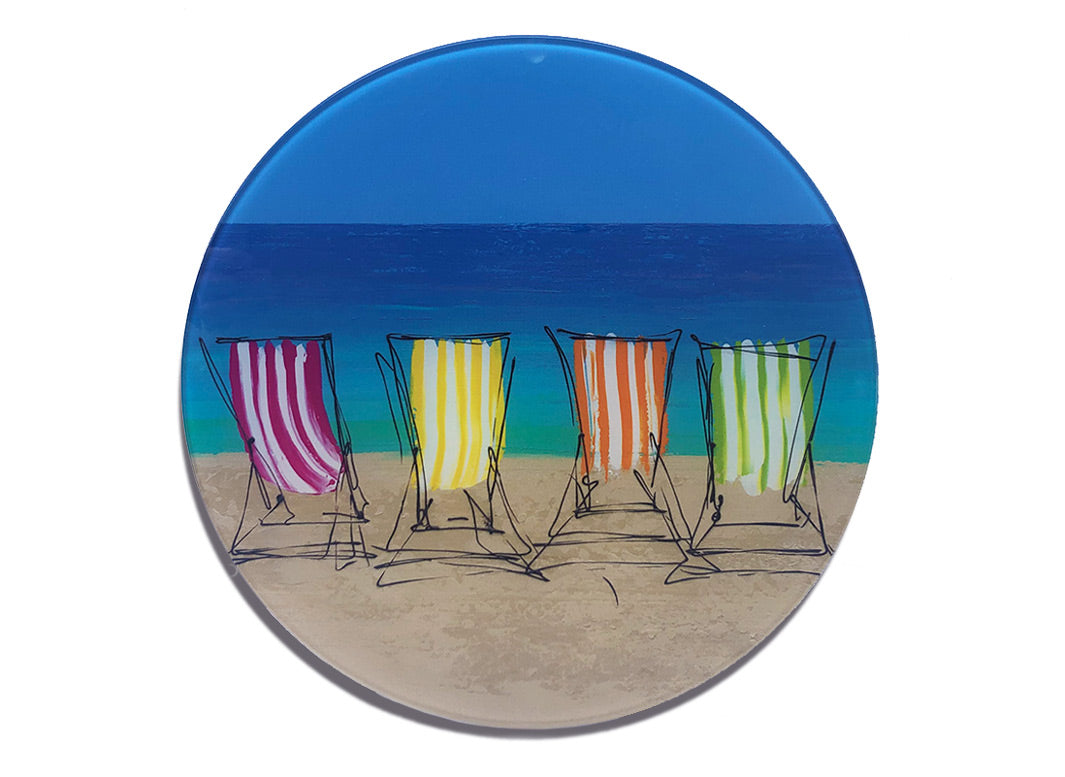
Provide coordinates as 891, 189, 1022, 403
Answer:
231, 467, 296, 559
644, 454, 722, 583
544, 436, 587, 538
332, 517, 374, 570
383, 458, 427, 550
803, 454, 833, 555
230, 466, 258, 555
478, 449, 536, 560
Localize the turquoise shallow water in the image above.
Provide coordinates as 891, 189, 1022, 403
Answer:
182, 223, 876, 462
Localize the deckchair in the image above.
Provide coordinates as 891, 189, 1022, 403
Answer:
685, 335, 836, 568
199, 335, 374, 569
532, 329, 715, 581
374, 333, 544, 586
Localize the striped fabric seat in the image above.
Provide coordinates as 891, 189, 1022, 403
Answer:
229, 339, 344, 495
570, 335, 672, 477
703, 338, 820, 496
407, 337, 508, 491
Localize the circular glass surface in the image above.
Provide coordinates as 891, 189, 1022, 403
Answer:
182, 36, 876, 729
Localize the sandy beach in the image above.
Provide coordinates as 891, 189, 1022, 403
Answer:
190, 452, 866, 728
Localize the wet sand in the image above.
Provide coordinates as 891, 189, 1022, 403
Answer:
190, 452, 866, 728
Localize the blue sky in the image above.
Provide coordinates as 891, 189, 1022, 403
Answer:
223, 37, 835, 225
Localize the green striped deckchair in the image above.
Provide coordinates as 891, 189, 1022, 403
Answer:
688, 334, 835, 559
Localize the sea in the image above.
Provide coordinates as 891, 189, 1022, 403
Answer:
182, 223, 877, 462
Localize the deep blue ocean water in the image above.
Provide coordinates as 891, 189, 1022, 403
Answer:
182, 223, 877, 462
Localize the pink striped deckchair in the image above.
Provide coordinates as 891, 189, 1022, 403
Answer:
533, 328, 715, 582
199, 335, 373, 568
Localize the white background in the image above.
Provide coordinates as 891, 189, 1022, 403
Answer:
3, 2, 1062, 774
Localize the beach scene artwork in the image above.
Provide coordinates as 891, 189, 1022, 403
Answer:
181, 38, 877, 728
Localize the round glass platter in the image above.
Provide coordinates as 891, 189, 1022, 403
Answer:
181, 36, 877, 729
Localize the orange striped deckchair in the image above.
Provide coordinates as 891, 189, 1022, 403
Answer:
533, 328, 715, 581
569, 331, 672, 480
374, 333, 544, 585
686, 334, 836, 566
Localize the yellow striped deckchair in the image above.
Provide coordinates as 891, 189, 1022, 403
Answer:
375, 333, 542, 586
407, 336, 508, 492
688, 334, 835, 560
